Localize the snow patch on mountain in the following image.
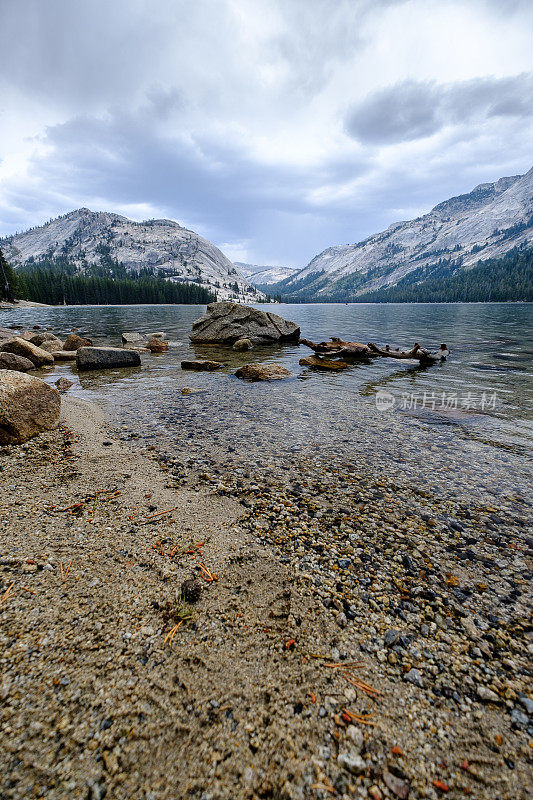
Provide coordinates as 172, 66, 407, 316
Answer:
234, 262, 298, 286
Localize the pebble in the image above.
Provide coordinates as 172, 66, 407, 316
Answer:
337, 750, 367, 775
404, 668, 424, 688
384, 629, 400, 647
477, 686, 501, 703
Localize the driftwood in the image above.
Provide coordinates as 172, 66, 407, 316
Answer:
299, 338, 449, 366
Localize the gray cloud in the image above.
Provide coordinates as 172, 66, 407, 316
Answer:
345, 73, 533, 144
0, 0, 532, 265
18, 107, 369, 264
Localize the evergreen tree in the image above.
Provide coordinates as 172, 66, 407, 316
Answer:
0, 247, 18, 301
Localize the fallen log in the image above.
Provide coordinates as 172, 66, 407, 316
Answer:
367, 342, 449, 365
299, 338, 372, 357
299, 338, 449, 365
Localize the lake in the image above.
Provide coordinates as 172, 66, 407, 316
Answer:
2, 302, 532, 504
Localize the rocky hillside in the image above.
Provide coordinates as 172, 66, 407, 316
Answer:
1, 209, 263, 303
234, 262, 298, 287
276, 167, 533, 300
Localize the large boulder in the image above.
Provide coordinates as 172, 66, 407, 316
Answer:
0, 370, 61, 444
34, 337, 64, 353
0, 352, 35, 372
29, 332, 59, 346
63, 334, 93, 351
235, 363, 291, 381
0, 337, 54, 367
76, 347, 141, 371
189, 302, 300, 345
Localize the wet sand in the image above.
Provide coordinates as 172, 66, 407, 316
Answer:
0, 396, 531, 799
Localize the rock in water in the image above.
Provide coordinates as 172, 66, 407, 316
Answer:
33, 337, 64, 353
181, 360, 224, 371
0, 337, 54, 367
63, 334, 93, 351
235, 363, 291, 381
51, 351, 77, 361
147, 337, 169, 352
299, 356, 350, 370
76, 347, 141, 371
29, 332, 59, 346
189, 302, 300, 345
233, 338, 253, 351
121, 332, 144, 343
0, 352, 35, 372
0, 370, 61, 444
55, 377, 74, 393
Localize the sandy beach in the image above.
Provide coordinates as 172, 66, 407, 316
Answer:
0, 395, 531, 799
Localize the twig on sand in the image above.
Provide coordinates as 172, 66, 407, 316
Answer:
342, 708, 376, 725
0, 582, 15, 606
343, 674, 383, 698
60, 560, 72, 583
197, 563, 219, 582
141, 507, 178, 524
164, 620, 183, 644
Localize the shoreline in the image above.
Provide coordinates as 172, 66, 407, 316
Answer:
0, 397, 531, 799
0, 299, 51, 308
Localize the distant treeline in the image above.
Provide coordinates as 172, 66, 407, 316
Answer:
1, 249, 216, 305
16, 270, 216, 305
357, 246, 533, 303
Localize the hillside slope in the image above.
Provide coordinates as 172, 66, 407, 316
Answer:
2, 209, 263, 303
277, 167, 533, 300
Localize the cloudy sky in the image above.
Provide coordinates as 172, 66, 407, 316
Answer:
1, 0, 532, 267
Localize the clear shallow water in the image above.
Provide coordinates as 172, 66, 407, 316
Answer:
2, 303, 532, 502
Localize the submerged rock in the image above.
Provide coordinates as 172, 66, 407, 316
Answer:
76, 347, 141, 371
235, 363, 291, 381
0, 337, 54, 367
55, 377, 74, 393
181, 360, 224, 371
233, 338, 253, 351
0, 370, 61, 444
189, 302, 300, 345
299, 356, 350, 370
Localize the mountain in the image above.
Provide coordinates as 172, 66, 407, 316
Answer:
276, 167, 533, 301
1, 208, 263, 303
234, 262, 298, 287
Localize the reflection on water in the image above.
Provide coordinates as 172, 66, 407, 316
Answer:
2, 302, 532, 501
